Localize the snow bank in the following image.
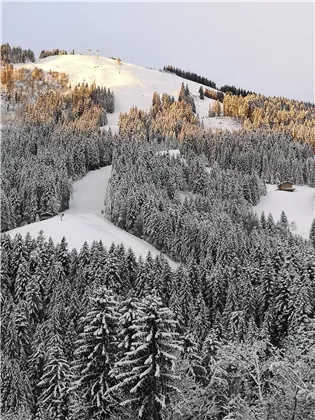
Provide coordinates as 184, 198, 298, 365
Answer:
254, 184, 315, 239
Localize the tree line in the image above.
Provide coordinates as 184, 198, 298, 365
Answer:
2, 66, 315, 420
163, 65, 217, 89
1, 66, 69, 106
1, 224, 315, 420
180, 129, 315, 186
1, 43, 35, 64
1, 233, 181, 420
220, 84, 257, 97
223, 93, 315, 147
39, 49, 68, 59
24, 82, 114, 131
1, 124, 114, 232
163, 64, 258, 98
118, 87, 198, 144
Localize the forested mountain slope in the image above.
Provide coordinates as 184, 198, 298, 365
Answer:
12, 54, 221, 132
2, 47, 315, 420
7, 164, 177, 267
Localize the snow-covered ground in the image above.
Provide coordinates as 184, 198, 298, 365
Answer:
15, 55, 239, 132
254, 184, 315, 239
157, 149, 181, 159
201, 116, 242, 132
7, 165, 178, 268
5, 55, 245, 263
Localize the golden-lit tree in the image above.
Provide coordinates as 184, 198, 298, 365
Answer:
222, 93, 315, 147
208, 100, 221, 117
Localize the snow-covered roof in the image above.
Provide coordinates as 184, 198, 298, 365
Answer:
278, 181, 293, 186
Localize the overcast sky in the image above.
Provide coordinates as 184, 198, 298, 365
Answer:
2, 2, 314, 102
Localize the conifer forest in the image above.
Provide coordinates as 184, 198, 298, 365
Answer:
1, 41, 315, 420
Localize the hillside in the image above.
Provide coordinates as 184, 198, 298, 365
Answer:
254, 184, 315, 238
15, 54, 241, 132
2, 48, 315, 420
7, 163, 178, 268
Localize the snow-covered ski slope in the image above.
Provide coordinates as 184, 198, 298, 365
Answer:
7, 165, 178, 268
202, 116, 242, 132
16, 54, 240, 133
254, 184, 315, 239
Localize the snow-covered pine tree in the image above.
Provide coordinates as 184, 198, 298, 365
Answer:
135, 254, 154, 298
309, 218, 315, 248
104, 246, 122, 292
14, 257, 31, 302
56, 236, 70, 277
1, 249, 11, 305
1, 353, 32, 417
279, 210, 289, 230
178, 83, 186, 103
27, 324, 47, 419
199, 86, 204, 100
1, 189, 14, 232
116, 293, 140, 353
10, 233, 28, 280
288, 268, 313, 334
108, 293, 182, 420
37, 332, 72, 420
73, 286, 119, 419
123, 247, 138, 290
178, 270, 194, 328
270, 264, 292, 345
191, 291, 210, 346
2, 299, 19, 361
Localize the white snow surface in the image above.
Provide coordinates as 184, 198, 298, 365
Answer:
254, 184, 315, 239
7, 165, 178, 268
15, 54, 241, 132
201, 116, 242, 132
157, 149, 181, 159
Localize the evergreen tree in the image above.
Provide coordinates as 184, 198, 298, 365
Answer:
14, 258, 31, 302
1, 353, 32, 416
117, 293, 140, 353
38, 333, 72, 420
1, 190, 14, 231
73, 287, 119, 419
109, 293, 182, 420
279, 210, 289, 229
198, 86, 204, 100
28, 324, 47, 419
1, 249, 11, 304
104, 248, 122, 292
178, 83, 186, 103
178, 270, 194, 328
309, 218, 315, 248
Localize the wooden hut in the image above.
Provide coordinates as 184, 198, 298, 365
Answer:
277, 181, 295, 192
